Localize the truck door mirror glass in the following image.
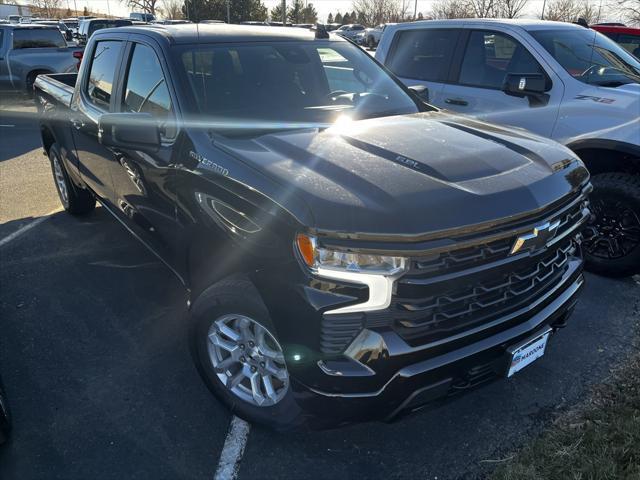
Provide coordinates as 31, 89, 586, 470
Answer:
502, 73, 549, 107
98, 113, 160, 151
408, 85, 429, 103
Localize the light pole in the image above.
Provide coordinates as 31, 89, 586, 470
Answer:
281, 0, 286, 25
541, 0, 546, 19
414, 0, 417, 20
227, 0, 230, 23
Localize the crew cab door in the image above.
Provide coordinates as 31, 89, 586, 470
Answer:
71, 38, 125, 201
108, 39, 180, 263
439, 27, 564, 137
382, 28, 462, 107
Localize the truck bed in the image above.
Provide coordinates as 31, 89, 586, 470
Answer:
34, 73, 77, 109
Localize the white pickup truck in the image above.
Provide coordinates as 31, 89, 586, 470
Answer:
376, 19, 640, 277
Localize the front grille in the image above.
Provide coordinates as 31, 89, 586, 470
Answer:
411, 194, 587, 278
393, 239, 577, 345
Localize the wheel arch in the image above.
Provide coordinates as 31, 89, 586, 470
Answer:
40, 124, 57, 155
567, 139, 640, 176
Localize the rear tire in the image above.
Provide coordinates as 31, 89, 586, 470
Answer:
189, 276, 304, 431
25, 70, 50, 97
49, 143, 96, 215
583, 173, 640, 277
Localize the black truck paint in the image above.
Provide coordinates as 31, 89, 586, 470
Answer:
35, 24, 591, 429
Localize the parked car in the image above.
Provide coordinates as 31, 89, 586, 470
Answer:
62, 18, 80, 35
77, 18, 132, 44
377, 19, 640, 277
591, 24, 640, 58
334, 23, 365, 40
0, 24, 81, 92
33, 20, 73, 41
35, 23, 590, 430
129, 12, 155, 22
364, 23, 394, 49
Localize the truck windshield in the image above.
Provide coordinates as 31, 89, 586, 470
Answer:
176, 41, 422, 134
531, 28, 640, 86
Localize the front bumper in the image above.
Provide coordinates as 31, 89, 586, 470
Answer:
284, 259, 584, 428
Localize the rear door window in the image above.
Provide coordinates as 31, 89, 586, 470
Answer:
12, 28, 66, 48
85, 40, 124, 109
122, 43, 175, 137
386, 29, 460, 82
458, 30, 544, 89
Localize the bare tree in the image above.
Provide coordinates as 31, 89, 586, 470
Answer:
467, 0, 496, 16
430, 0, 475, 18
351, 0, 409, 25
609, 0, 640, 24
544, 0, 580, 20
544, 0, 601, 21
494, 0, 529, 17
158, 0, 183, 18
31, 0, 62, 18
122, 0, 159, 15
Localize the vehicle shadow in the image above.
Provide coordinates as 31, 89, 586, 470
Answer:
241, 273, 640, 479
0, 208, 232, 479
0, 101, 41, 162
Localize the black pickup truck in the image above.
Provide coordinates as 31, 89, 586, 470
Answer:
35, 24, 591, 430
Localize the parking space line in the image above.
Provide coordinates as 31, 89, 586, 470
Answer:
0, 208, 62, 248
0, 125, 15, 128
214, 416, 251, 480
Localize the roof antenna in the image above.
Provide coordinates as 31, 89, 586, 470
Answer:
575, 17, 589, 28
314, 23, 329, 39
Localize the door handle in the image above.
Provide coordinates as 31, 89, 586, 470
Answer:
70, 118, 84, 130
445, 98, 469, 106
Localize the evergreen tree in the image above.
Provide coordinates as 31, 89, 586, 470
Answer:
342, 12, 351, 23
288, 0, 304, 23
302, 3, 317, 23
82, 6, 88, 15
334, 12, 342, 23
327, 12, 333, 23
417, 11, 424, 19
183, 0, 268, 23
270, 2, 286, 22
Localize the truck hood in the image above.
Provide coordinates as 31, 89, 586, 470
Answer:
214, 112, 589, 238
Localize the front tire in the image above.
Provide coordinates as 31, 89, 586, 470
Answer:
49, 144, 96, 215
190, 276, 304, 430
583, 173, 640, 277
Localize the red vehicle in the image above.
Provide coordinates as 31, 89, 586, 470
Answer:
591, 24, 640, 58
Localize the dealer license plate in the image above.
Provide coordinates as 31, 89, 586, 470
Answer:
507, 330, 551, 377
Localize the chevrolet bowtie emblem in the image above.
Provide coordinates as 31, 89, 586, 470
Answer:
510, 220, 561, 255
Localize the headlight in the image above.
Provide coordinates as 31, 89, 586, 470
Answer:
295, 233, 408, 314
295, 233, 407, 276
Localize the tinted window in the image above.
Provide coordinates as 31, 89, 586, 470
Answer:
616, 34, 640, 57
459, 31, 544, 89
89, 20, 131, 36
531, 29, 640, 86
13, 28, 66, 48
86, 40, 123, 109
178, 41, 420, 131
123, 43, 174, 135
386, 29, 459, 82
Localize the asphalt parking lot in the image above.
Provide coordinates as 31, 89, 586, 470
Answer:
1, 99, 639, 480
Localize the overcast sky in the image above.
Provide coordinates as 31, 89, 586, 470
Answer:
42, 0, 617, 23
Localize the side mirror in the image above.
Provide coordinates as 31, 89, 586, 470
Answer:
408, 85, 429, 103
502, 73, 549, 107
98, 113, 160, 151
